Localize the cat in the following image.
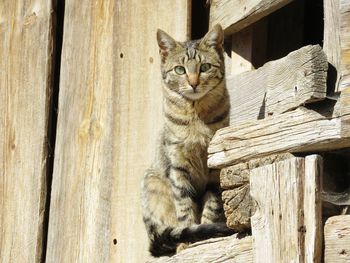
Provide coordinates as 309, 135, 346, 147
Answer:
141, 24, 233, 257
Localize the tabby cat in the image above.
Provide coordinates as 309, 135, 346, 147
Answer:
141, 24, 233, 257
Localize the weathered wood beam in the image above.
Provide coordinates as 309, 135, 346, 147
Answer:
324, 215, 350, 263
304, 155, 323, 263
324, 0, 350, 92
208, 105, 347, 168
148, 235, 253, 263
209, 0, 293, 35
228, 45, 327, 125
209, 80, 350, 169
46, 1, 190, 262
250, 156, 322, 263
0, 0, 55, 261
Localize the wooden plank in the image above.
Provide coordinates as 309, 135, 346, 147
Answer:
324, 0, 350, 92
0, 1, 54, 262
208, 105, 348, 168
46, 0, 190, 262
228, 45, 327, 125
209, 0, 293, 35
250, 157, 305, 263
304, 155, 322, 263
220, 154, 292, 230
250, 156, 322, 263
148, 235, 253, 263
325, 215, 350, 263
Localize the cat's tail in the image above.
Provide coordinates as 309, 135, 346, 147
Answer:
149, 222, 235, 257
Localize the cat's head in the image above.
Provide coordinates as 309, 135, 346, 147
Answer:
157, 24, 224, 101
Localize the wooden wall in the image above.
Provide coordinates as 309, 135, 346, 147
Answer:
46, 0, 190, 262
0, 0, 190, 262
0, 1, 54, 262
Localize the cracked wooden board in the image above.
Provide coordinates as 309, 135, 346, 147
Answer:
0, 0, 55, 261
45, 0, 190, 262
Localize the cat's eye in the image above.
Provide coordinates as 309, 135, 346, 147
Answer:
200, 63, 211, 72
174, 66, 186, 75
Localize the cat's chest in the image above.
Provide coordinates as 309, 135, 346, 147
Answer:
183, 117, 213, 147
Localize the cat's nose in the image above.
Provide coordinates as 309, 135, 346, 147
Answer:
188, 73, 199, 90
190, 83, 198, 91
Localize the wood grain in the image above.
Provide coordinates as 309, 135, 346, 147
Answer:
209, 0, 292, 35
148, 235, 253, 263
250, 157, 305, 263
228, 45, 327, 125
250, 156, 322, 263
220, 154, 293, 230
324, 215, 350, 263
208, 106, 347, 168
0, 1, 54, 262
324, 0, 350, 92
304, 155, 323, 263
45, 0, 190, 262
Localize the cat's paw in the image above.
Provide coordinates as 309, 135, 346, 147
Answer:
176, 243, 190, 253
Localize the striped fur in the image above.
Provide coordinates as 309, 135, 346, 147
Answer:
141, 25, 233, 257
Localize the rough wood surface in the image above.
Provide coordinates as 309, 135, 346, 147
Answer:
148, 235, 253, 263
208, 106, 348, 168
46, 1, 190, 262
324, 0, 350, 92
228, 45, 327, 125
325, 215, 350, 263
0, 1, 54, 262
250, 156, 322, 263
220, 154, 293, 230
209, 0, 292, 35
304, 155, 322, 263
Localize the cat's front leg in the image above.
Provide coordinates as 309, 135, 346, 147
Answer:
168, 166, 198, 226
201, 183, 225, 224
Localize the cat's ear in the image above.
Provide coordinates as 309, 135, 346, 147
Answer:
157, 29, 177, 57
200, 24, 224, 50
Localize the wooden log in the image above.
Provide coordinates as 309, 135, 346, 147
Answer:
250, 156, 322, 263
148, 235, 253, 263
228, 45, 327, 125
220, 154, 293, 230
324, 0, 350, 92
209, 0, 292, 35
0, 1, 54, 262
325, 215, 350, 263
46, 0, 190, 262
208, 106, 348, 168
